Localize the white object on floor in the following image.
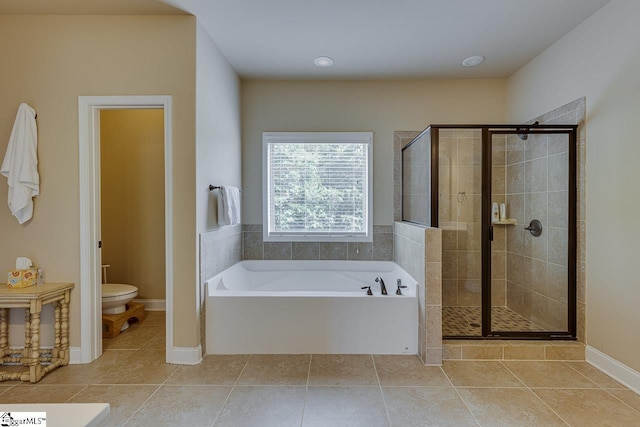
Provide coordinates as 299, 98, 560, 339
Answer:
102, 283, 138, 331
1, 103, 39, 224
217, 185, 241, 225
0, 403, 109, 427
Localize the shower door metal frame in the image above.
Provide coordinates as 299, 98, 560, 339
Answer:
422, 124, 578, 340
482, 127, 577, 339
400, 127, 439, 226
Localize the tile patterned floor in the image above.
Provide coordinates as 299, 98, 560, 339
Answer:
443, 306, 545, 336
0, 312, 638, 426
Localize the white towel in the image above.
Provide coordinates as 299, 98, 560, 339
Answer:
1, 103, 39, 224
217, 186, 241, 225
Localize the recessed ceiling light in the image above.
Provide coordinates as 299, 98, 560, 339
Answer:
314, 56, 334, 67
461, 56, 485, 67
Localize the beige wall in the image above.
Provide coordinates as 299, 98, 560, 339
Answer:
0, 15, 197, 348
195, 23, 243, 353
195, 23, 242, 234
100, 109, 165, 299
241, 79, 507, 226
507, 0, 640, 370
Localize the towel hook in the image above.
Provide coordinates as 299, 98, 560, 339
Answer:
209, 185, 241, 192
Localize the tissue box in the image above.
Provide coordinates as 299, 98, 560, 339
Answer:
7, 268, 38, 288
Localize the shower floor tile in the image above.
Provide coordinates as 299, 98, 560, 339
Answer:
443, 306, 545, 337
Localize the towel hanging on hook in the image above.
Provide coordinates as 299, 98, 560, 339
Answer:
1, 103, 39, 224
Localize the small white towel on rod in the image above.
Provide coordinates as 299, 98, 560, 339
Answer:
1, 103, 39, 224
217, 185, 241, 225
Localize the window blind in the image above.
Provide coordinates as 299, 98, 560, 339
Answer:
267, 142, 369, 236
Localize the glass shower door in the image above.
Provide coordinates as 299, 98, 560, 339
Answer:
488, 130, 576, 336
439, 128, 483, 337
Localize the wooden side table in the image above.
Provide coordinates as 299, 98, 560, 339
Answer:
0, 283, 74, 383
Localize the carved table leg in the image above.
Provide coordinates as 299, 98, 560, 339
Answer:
29, 299, 42, 383
60, 291, 70, 365
53, 301, 61, 359
23, 307, 31, 361
0, 308, 7, 360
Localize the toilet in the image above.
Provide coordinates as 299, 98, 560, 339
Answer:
102, 283, 138, 331
101, 265, 141, 334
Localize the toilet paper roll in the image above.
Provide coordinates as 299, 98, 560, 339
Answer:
16, 257, 32, 270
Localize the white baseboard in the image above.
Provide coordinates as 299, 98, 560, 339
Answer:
69, 347, 84, 364
586, 345, 640, 394
70, 345, 201, 365
168, 344, 202, 365
133, 298, 165, 311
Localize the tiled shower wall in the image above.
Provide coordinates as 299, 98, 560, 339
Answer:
394, 221, 442, 365
491, 136, 508, 308
199, 224, 243, 350
438, 130, 484, 309
242, 225, 394, 261
504, 132, 568, 330
505, 98, 586, 337
394, 132, 443, 364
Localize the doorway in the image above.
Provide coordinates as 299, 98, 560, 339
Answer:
78, 96, 174, 364
99, 109, 165, 342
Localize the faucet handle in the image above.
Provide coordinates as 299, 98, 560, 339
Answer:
395, 279, 407, 295
361, 286, 373, 296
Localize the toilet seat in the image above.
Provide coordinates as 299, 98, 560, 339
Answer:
102, 283, 139, 330
102, 283, 138, 298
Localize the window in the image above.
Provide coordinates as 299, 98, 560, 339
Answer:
263, 132, 373, 242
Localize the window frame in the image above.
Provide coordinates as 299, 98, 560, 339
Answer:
262, 131, 373, 243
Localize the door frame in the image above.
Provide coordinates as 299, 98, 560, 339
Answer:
78, 95, 173, 363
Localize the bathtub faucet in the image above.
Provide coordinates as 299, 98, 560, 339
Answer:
375, 277, 388, 295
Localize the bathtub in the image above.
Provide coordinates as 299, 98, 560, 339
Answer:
205, 260, 418, 355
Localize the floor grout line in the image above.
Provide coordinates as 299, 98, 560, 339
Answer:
210, 354, 252, 427
561, 360, 609, 388
121, 355, 177, 426
298, 354, 313, 427
371, 354, 392, 427
499, 360, 571, 426
600, 388, 640, 415
438, 364, 482, 426
210, 385, 235, 427
562, 361, 640, 414
63, 384, 89, 403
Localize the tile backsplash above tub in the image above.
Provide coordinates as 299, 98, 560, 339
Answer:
242, 225, 393, 261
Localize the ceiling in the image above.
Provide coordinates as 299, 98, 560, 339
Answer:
164, 0, 610, 79
0, 0, 611, 79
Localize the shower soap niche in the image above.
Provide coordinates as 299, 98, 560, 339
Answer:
492, 219, 517, 225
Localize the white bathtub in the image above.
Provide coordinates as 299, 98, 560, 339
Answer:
205, 260, 418, 355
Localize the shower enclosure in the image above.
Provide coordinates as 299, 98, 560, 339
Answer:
402, 124, 577, 339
